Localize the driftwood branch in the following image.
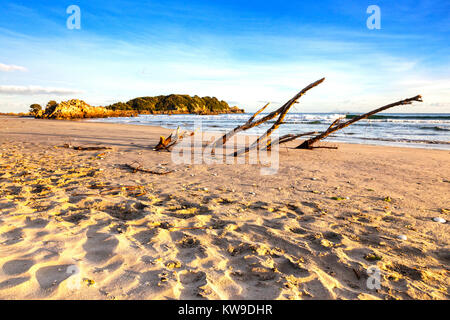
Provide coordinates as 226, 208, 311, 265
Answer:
233, 78, 325, 156
154, 127, 195, 151
266, 131, 318, 150
211, 102, 270, 150
61, 144, 112, 151
154, 127, 179, 151
296, 95, 423, 149
246, 102, 271, 126
151, 80, 420, 157
124, 162, 174, 175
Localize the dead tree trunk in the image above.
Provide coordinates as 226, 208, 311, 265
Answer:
212, 78, 325, 153
296, 95, 423, 149
233, 78, 325, 156
211, 102, 270, 150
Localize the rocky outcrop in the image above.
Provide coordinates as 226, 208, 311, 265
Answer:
33, 96, 244, 120
229, 106, 245, 113
37, 99, 136, 119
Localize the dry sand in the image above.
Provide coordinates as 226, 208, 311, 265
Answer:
0, 116, 448, 300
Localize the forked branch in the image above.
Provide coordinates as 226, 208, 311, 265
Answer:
211, 102, 271, 150
233, 78, 325, 156
296, 95, 423, 149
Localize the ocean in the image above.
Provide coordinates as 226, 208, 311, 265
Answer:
88, 113, 450, 150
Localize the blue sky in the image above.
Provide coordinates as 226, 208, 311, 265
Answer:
0, 0, 449, 113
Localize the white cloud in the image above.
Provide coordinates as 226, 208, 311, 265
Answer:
0, 85, 82, 95
0, 63, 27, 72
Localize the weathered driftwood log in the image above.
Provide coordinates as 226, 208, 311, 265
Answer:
233, 78, 325, 156
296, 95, 423, 149
154, 128, 176, 151
61, 144, 112, 151
154, 127, 195, 151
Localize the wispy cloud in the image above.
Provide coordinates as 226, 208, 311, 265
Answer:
0, 62, 27, 72
0, 85, 82, 95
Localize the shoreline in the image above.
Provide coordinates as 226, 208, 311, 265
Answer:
0, 116, 448, 299
3, 114, 449, 150
4, 115, 450, 151
84, 114, 450, 151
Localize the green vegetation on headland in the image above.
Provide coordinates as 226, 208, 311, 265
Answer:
28, 95, 244, 120
105, 94, 244, 115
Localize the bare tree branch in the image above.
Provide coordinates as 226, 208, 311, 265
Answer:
211, 102, 270, 150
266, 131, 318, 150
296, 95, 423, 149
233, 78, 325, 156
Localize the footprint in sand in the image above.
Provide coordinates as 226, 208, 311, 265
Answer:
126, 269, 173, 298
24, 217, 49, 229
68, 194, 89, 204
276, 258, 310, 278
93, 259, 124, 274
0, 200, 17, 210
35, 264, 75, 293
300, 278, 335, 299
2, 259, 34, 275
0, 277, 30, 291
433, 248, 450, 265
105, 200, 148, 221
132, 229, 161, 251
1, 228, 24, 245
323, 231, 344, 245
178, 270, 208, 299
289, 227, 308, 235
83, 222, 119, 264
175, 235, 207, 263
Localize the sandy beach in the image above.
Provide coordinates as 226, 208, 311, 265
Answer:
0, 116, 448, 300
